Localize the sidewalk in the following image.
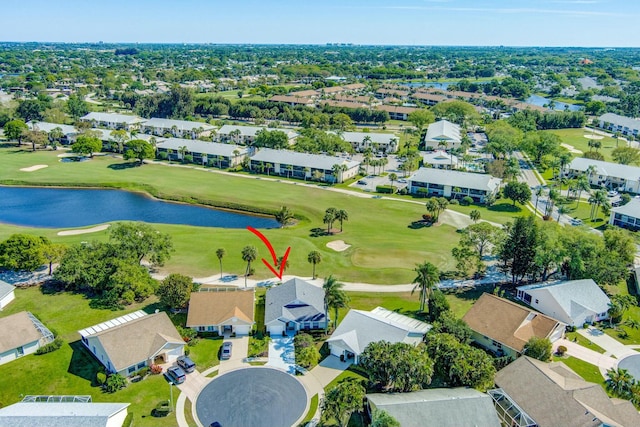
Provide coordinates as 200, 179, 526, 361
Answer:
553, 339, 616, 377
578, 327, 638, 359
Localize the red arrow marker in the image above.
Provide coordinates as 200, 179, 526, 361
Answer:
247, 226, 291, 280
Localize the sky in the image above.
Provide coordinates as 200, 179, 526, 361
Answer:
2, 0, 638, 47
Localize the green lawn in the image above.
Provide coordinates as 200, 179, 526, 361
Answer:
299, 394, 319, 427
603, 280, 640, 344
552, 355, 606, 388
323, 368, 369, 393
0, 288, 179, 426
0, 146, 469, 284
543, 128, 622, 162
187, 337, 224, 371
565, 331, 606, 354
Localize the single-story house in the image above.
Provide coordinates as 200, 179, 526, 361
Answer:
327, 307, 431, 364
265, 278, 326, 336
367, 388, 501, 427
156, 138, 247, 167
564, 157, 640, 193
408, 168, 501, 203
516, 279, 610, 327
339, 131, 399, 153
250, 148, 360, 183
491, 356, 640, 427
141, 118, 215, 139
0, 399, 130, 427
78, 310, 184, 376
79, 112, 145, 130
217, 125, 298, 145
422, 150, 459, 170
610, 197, 640, 230
424, 120, 462, 150
27, 121, 78, 144
599, 112, 640, 138
0, 311, 55, 366
462, 293, 565, 359
186, 289, 254, 336
0, 279, 16, 309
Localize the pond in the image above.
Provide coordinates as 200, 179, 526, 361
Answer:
0, 186, 279, 229
525, 94, 582, 112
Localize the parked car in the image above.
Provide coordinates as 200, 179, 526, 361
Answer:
357, 180, 367, 185
165, 366, 186, 384
221, 341, 233, 360
398, 179, 407, 184
176, 355, 196, 373
570, 218, 583, 226
608, 190, 619, 197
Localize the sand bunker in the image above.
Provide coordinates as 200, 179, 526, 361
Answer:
326, 240, 351, 252
584, 134, 604, 140
57, 224, 110, 236
561, 143, 583, 154
20, 164, 48, 172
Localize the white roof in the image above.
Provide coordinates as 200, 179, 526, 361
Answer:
339, 131, 399, 146
157, 138, 247, 157
0, 402, 129, 427
600, 113, 640, 131
517, 279, 610, 324
80, 112, 144, 125
142, 118, 215, 131
0, 279, 16, 299
27, 121, 77, 135
568, 157, 640, 181
422, 150, 458, 165
78, 310, 146, 338
251, 148, 359, 171
409, 167, 501, 192
612, 197, 640, 218
218, 125, 297, 139
425, 120, 461, 144
327, 307, 431, 355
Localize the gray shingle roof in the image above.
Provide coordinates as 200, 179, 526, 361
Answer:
568, 157, 640, 181
0, 311, 45, 354
600, 113, 640, 131
339, 131, 398, 146
80, 112, 144, 124
328, 308, 431, 355
422, 150, 458, 165
409, 167, 501, 192
27, 121, 77, 135
265, 278, 325, 325
157, 138, 247, 157
367, 388, 501, 427
0, 279, 15, 300
612, 197, 640, 218
424, 120, 461, 144
0, 402, 130, 427
517, 279, 610, 325
142, 118, 215, 131
251, 148, 359, 171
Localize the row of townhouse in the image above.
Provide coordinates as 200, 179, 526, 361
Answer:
598, 112, 640, 138
563, 157, 640, 193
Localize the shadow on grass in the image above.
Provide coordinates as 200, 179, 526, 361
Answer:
68, 340, 102, 386
310, 227, 331, 237
39, 281, 66, 295
107, 162, 141, 170
442, 284, 495, 302
488, 203, 522, 213
408, 220, 432, 229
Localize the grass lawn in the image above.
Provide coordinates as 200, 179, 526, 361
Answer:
299, 394, 319, 426
0, 286, 184, 426
184, 398, 198, 427
603, 280, 640, 345
187, 337, 224, 371
448, 200, 528, 224
552, 355, 606, 388
565, 331, 606, 354
323, 368, 369, 393
543, 128, 621, 162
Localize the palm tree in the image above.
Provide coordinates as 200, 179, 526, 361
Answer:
324, 208, 337, 234
323, 275, 349, 331
232, 149, 241, 167
388, 172, 398, 192
307, 251, 322, 279
534, 187, 544, 214
335, 209, 348, 232
178, 145, 188, 163
557, 205, 570, 222
303, 166, 310, 181
266, 163, 273, 176
275, 206, 294, 228
575, 175, 591, 208
362, 135, 372, 152
216, 248, 226, 279
470, 209, 481, 223
48, 127, 64, 150
380, 157, 388, 173
436, 197, 449, 223
452, 186, 462, 200
412, 262, 440, 313
276, 255, 290, 275
606, 368, 633, 398
241, 246, 257, 288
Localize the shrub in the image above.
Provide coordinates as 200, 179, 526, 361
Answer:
556, 345, 567, 356
184, 154, 193, 163
375, 185, 395, 194
150, 364, 163, 374
294, 333, 320, 368
135, 366, 150, 377
105, 373, 127, 393
96, 372, 107, 386
184, 346, 191, 356
35, 338, 63, 355
461, 196, 474, 206
157, 151, 169, 160
449, 199, 459, 205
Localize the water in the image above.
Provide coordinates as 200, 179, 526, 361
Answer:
401, 82, 451, 90
525, 94, 582, 112
0, 186, 279, 229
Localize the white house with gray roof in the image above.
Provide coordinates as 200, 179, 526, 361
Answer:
157, 138, 247, 168
218, 125, 297, 145
339, 131, 399, 153
516, 279, 610, 327
0, 400, 129, 427
78, 310, 184, 376
0, 311, 54, 366
141, 118, 215, 139
610, 198, 640, 230
27, 121, 78, 144
250, 148, 360, 183
422, 150, 459, 170
408, 168, 501, 202
0, 279, 15, 309
424, 119, 462, 150
265, 278, 326, 336
599, 113, 640, 138
327, 307, 431, 364
367, 388, 501, 427
564, 157, 640, 192
79, 112, 145, 130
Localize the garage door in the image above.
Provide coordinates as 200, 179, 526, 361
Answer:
235, 325, 251, 336
268, 324, 284, 336
330, 342, 345, 358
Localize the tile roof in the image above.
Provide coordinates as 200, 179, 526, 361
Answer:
409, 168, 501, 193
157, 138, 247, 157
568, 157, 640, 181
367, 388, 501, 427
0, 402, 130, 427
462, 293, 562, 353
186, 290, 254, 327
265, 278, 325, 325
251, 148, 359, 171
0, 311, 45, 353
425, 120, 461, 144
495, 356, 640, 427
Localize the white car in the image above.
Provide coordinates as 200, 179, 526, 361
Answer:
607, 190, 619, 197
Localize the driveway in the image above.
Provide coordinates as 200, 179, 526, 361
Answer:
219, 335, 249, 373
267, 334, 296, 374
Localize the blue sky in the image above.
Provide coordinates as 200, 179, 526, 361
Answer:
2, 0, 638, 46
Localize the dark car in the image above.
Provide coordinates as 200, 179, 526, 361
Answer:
221, 341, 233, 360
165, 366, 186, 384
176, 355, 196, 373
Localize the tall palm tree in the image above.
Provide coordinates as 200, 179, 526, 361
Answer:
575, 175, 591, 208
178, 145, 188, 163
412, 262, 440, 313
307, 250, 322, 279
276, 256, 290, 275
335, 209, 348, 232
216, 248, 226, 279
241, 246, 257, 288
275, 206, 294, 228
48, 127, 64, 150
388, 172, 398, 192
557, 205, 570, 222
534, 187, 544, 214
323, 275, 349, 331
324, 207, 337, 234
606, 368, 633, 398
